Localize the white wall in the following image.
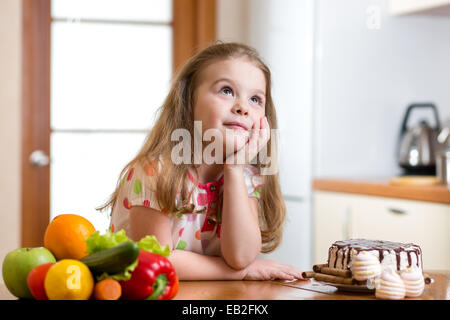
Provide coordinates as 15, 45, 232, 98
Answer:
0, 0, 22, 272
314, 0, 450, 178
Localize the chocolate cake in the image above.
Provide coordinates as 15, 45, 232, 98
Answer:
327, 239, 423, 272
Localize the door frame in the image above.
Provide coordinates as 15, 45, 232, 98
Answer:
21, 0, 51, 247
173, 0, 217, 71
21, 0, 216, 247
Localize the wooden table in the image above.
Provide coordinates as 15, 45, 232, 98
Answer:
1, 271, 448, 300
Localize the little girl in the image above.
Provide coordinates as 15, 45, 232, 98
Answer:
99, 42, 305, 281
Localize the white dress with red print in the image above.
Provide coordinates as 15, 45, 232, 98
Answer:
109, 161, 262, 256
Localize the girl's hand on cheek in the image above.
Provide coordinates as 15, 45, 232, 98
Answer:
242, 259, 308, 281
225, 116, 270, 169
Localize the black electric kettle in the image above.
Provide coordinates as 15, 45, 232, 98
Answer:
397, 103, 441, 175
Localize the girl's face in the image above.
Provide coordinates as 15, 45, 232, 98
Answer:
193, 57, 266, 157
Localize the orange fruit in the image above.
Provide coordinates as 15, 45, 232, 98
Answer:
44, 214, 96, 260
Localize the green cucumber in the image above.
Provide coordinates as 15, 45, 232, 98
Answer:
80, 241, 139, 275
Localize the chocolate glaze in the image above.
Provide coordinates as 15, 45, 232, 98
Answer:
328, 239, 423, 271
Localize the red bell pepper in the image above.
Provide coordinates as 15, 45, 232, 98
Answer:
120, 250, 178, 300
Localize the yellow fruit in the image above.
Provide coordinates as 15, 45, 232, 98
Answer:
44, 214, 96, 260
44, 259, 94, 300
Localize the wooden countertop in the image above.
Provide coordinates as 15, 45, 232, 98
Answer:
313, 178, 450, 204
1, 271, 448, 300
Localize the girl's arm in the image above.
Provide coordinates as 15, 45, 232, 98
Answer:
129, 206, 304, 281
220, 165, 262, 270
169, 250, 305, 281
169, 250, 245, 280
220, 116, 270, 270
129, 206, 244, 280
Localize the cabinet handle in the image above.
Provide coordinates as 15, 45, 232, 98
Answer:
388, 207, 407, 215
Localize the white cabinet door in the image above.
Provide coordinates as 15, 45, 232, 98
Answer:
351, 195, 450, 270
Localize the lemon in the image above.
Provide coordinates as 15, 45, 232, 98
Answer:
44, 259, 94, 300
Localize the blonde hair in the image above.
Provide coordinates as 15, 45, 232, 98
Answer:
98, 42, 286, 253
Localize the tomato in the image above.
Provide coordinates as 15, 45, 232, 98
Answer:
26, 263, 55, 300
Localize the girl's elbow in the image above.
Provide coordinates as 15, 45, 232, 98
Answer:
223, 250, 259, 270
225, 256, 251, 270
221, 235, 262, 270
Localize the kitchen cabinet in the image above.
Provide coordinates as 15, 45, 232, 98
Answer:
313, 191, 450, 270
389, 0, 450, 15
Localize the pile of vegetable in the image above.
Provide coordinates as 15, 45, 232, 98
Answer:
2, 221, 178, 300
81, 229, 178, 300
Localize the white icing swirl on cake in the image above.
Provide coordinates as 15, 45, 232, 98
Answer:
350, 251, 382, 281
375, 268, 406, 300
400, 267, 425, 298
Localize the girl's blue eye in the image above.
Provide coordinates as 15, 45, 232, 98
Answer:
250, 96, 262, 105
220, 87, 233, 96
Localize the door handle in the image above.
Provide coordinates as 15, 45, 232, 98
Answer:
29, 150, 50, 167
388, 207, 407, 215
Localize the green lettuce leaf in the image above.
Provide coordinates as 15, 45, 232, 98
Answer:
84, 229, 170, 281
96, 259, 139, 282
85, 229, 131, 254
137, 235, 170, 258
